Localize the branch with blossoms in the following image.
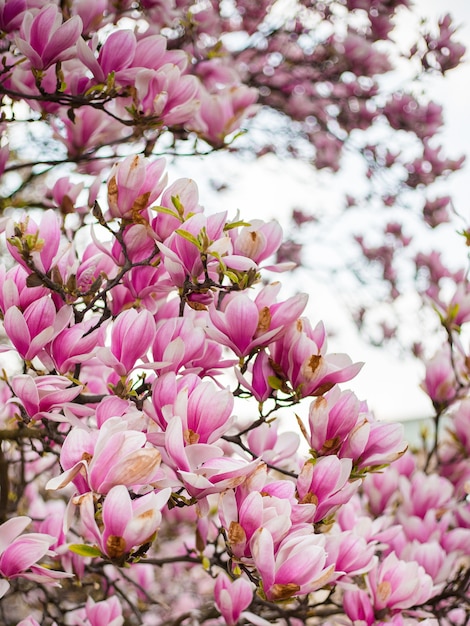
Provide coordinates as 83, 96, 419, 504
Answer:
0, 2, 469, 626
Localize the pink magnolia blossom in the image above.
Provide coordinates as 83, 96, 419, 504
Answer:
150, 372, 234, 444
11, 374, 83, 420
296, 456, 359, 522
269, 318, 362, 398
219, 488, 292, 559
340, 418, 407, 470
251, 527, 334, 601
134, 65, 200, 125
3, 297, 72, 361
82, 597, 124, 626
53, 107, 127, 165
79, 485, 171, 560
158, 211, 241, 287
97, 308, 156, 376
70, 0, 108, 36
306, 386, 362, 455
151, 317, 206, 375
214, 572, 254, 626
0, 516, 69, 598
368, 552, 434, 612
15, 5, 82, 70
161, 415, 260, 503
397, 471, 454, 519
190, 85, 258, 147
151, 178, 203, 240
325, 531, 376, 580
107, 154, 167, 219
48, 317, 106, 374
0, 265, 48, 314
342, 588, 375, 626
246, 421, 300, 467
46, 418, 163, 495
208, 284, 308, 358
0, 0, 27, 33
6, 210, 62, 275
76, 29, 136, 84
362, 466, 401, 515
48, 177, 85, 215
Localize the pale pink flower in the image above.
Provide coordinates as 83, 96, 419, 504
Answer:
6, 210, 62, 275
46, 418, 162, 495
246, 421, 300, 467
15, 5, 82, 70
269, 318, 362, 398
368, 552, 434, 611
151, 177, 203, 241
97, 308, 156, 376
107, 154, 167, 219
134, 65, 200, 124
162, 416, 260, 502
342, 588, 375, 626
325, 531, 376, 580
296, 456, 359, 522
151, 317, 206, 375
49, 316, 106, 374
208, 284, 308, 358
219, 489, 292, 559
190, 85, 258, 147
231, 219, 283, 265
340, 418, 407, 470
214, 572, 254, 626
79, 485, 171, 560
235, 349, 274, 402
3, 297, 72, 361
150, 372, 234, 444
307, 386, 362, 455
0, 265, 48, 314
251, 527, 334, 601
11, 374, 83, 420
82, 597, 124, 626
0, 516, 69, 598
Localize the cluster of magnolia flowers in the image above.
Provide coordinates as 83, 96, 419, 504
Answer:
0, 151, 467, 626
0, 2, 469, 625
0, 1, 258, 171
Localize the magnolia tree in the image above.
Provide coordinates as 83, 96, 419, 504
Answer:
0, 1, 469, 625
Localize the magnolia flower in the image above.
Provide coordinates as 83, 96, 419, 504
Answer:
214, 572, 254, 626
46, 417, 163, 495
79, 485, 171, 560
251, 527, 334, 601
15, 5, 82, 70
0, 516, 69, 598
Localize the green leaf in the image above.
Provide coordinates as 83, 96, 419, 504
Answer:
223, 220, 251, 231
224, 270, 239, 283
171, 195, 184, 213
175, 229, 201, 249
150, 205, 180, 219
267, 376, 284, 390
68, 544, 102, 558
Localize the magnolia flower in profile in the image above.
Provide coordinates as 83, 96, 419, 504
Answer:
107, 154, 167, 219
368, 552, 434, 612
15, 5, 82, 70
79, 485, 171, 561
214, 572, 254, 626
251, 527, 334, 601
0, 516, 70, 599
46, 417, 163, 495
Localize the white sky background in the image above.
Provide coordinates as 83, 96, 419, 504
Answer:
167, 0, 470, 423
